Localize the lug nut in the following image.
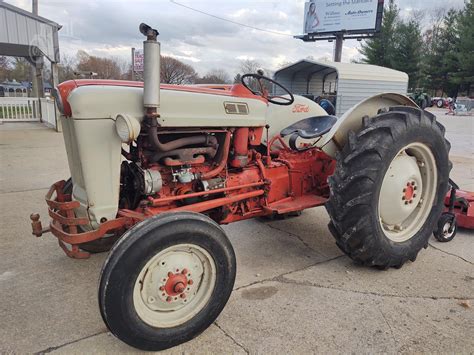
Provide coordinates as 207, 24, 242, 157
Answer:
411, 181, 415, 186
159, 286, 165, 291
405, 201, 408, 205
188, 280, 193, 285
402, 196, 405, 200
166, 296, 172, 302
413, 194, 417, 198
181, 268, 188, 275
168, 272, 173, 277
403, 188, 406, 193
409, 200, 413, 204
180, 293, 186, 299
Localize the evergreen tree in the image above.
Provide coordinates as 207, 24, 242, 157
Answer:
359, 0, 398, 67
390, 19, 423, 89
421, 10, 460, 96
455, 0, 474, 95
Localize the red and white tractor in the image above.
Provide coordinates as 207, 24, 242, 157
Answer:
30, 24, 451, 350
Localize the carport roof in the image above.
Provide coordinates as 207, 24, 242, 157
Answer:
274, 59, 408, 83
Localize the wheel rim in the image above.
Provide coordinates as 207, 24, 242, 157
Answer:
133, 244, 216, 328
378, 142, 438, 242
442, 221, 455, 238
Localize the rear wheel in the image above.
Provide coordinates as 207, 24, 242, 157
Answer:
437, 99, 444, 108
99, 212, 236, 351
326, 106, 451, 268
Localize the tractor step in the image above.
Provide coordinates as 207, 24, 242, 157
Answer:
265, 194, 327, 214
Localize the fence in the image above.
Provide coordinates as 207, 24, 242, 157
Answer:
40, 98, 57, 128
0, 97, 57, 129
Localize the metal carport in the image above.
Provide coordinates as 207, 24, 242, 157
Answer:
274, 60, 408, 116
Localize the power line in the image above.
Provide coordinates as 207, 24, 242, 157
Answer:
169, 0, 295, 37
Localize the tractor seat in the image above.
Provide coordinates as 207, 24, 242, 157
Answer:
280, 115, 337, 139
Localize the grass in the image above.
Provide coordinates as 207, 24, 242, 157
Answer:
0, 106, 34, 119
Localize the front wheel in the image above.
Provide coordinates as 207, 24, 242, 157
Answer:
99, 212, 236, 351
326, 106, 451, 269
433, 213, 457, 242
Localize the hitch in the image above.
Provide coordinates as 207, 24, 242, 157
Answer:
30, 213, 50, 237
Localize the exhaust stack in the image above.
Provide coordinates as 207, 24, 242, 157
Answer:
139, 23, 160, 110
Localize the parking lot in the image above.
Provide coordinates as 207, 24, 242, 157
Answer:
0, 108, 473, 354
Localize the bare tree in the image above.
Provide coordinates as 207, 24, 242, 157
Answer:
58, 54, 77, 83
239, 59, 261, 75
10, 58, 31, 82
76, 50, 122, 79
160, 56, 198, 85
0, 56, 12, 81
195, 69, 231, 84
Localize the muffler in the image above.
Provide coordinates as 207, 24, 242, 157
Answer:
139, 23, 160, 111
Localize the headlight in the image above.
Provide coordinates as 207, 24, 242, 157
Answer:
115, 114, 141, 143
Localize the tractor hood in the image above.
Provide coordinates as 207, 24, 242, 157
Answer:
59, 80, 268, 127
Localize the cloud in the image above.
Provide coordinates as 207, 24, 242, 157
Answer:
4, 0, 467, 77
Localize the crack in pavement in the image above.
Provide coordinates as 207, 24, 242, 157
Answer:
214, 321, 250, 354
232, 256, 472, 301
259, 219, 321, 254
429, 242, 474, 265
34, 330, 108, 354
273, 275, 474, 301
378, 306, 397, 348
0, 186, 50, 195
233, 255, 346, 291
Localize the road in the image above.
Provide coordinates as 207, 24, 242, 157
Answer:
0, 108, 472, 354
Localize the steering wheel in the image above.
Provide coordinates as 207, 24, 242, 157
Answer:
241, 73, 294, 106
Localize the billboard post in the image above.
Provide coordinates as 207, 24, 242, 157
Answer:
297, 0, 384, 62
131, 47, 135, 81
334, 34, 343, 62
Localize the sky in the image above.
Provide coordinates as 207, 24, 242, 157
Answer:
4, 0, 467, 77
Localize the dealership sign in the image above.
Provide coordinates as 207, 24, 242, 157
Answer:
303, 0, 382, 35
133, 49, 144, 72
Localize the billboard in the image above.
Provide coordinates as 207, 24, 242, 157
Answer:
133, 49, 144, 72
303, 0, 383, 35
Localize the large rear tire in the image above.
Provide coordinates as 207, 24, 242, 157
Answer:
326, 106, 451, 269
99, 212, 236, 351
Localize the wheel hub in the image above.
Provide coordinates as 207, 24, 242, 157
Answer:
163, 269, 191, 299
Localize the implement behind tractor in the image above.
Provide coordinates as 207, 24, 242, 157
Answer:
30, 24, 454, 351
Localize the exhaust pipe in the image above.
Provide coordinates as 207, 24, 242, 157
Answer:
140, 23, 160, 112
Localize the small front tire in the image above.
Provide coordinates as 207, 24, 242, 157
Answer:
433, 213, 457, 242
98, 211, 236, 351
